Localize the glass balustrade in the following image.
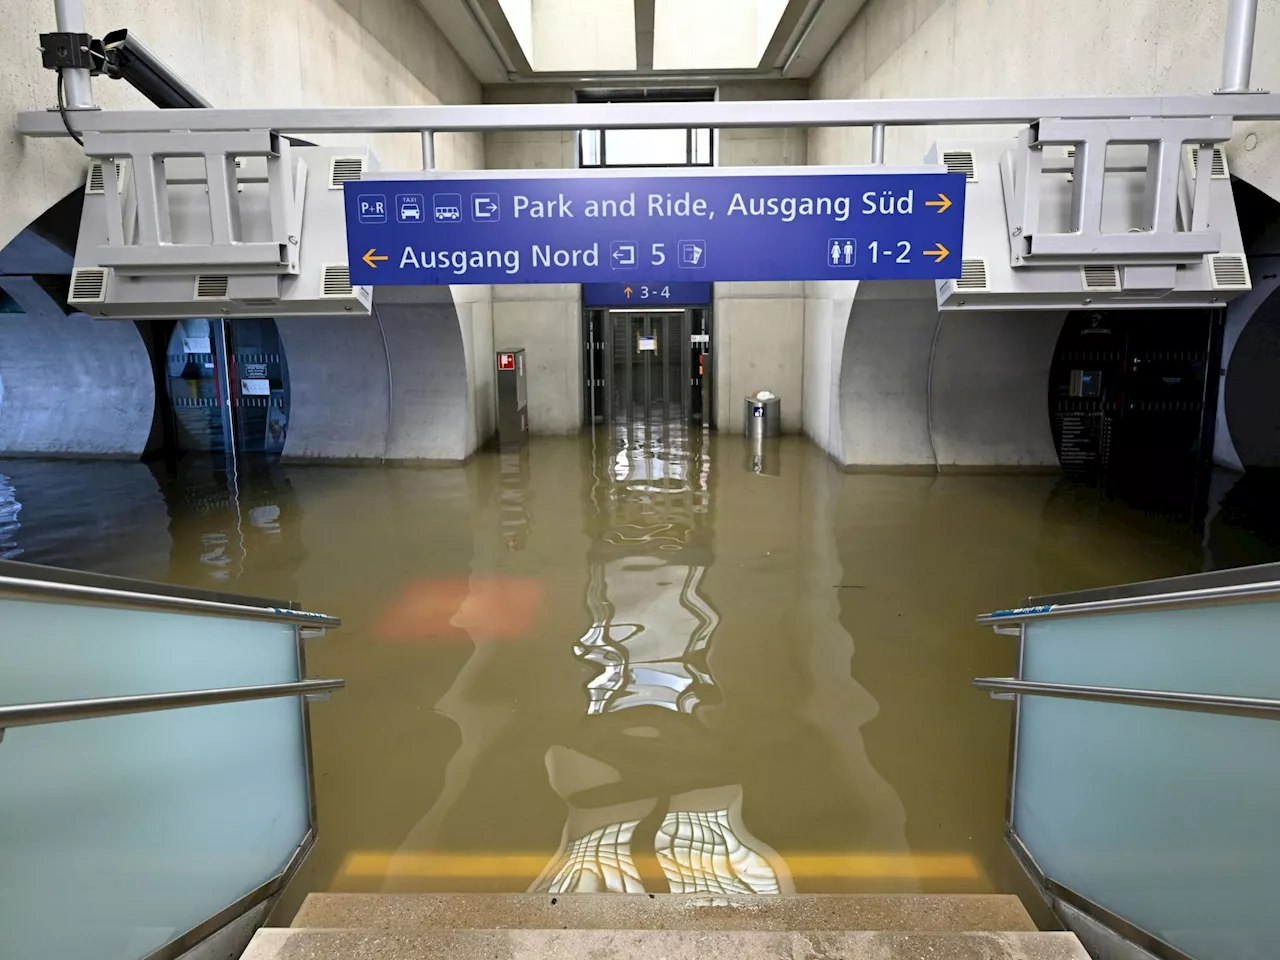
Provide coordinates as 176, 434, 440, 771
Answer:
977, 563, 1280, 960
0, 561, 341, 960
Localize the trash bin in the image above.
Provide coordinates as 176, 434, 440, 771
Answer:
744, 393, 781, 442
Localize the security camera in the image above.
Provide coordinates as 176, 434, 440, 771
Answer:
102, 29, 211, 110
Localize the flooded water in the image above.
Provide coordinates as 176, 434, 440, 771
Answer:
3, 433, 1277, 926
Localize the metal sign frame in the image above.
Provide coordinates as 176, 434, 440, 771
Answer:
18, 94, 1280, 139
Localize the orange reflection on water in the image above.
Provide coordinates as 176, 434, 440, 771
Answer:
377, 577, 543, 640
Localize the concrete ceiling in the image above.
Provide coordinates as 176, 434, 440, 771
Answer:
758, 0, 869, 77
417, 0, 868, 83
414, 0, 530, 83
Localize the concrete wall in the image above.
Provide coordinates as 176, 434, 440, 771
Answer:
810, 279, 1061, 471
807, 0, 1280, 203
529, 0, 635, 71
0, 279, 154, 458
278, 285, 492, 461
653, 0, 761, 71
2, 0, 485, 254
715, 82, 808, 434
929, 310, 1063, 470
277, 317, 392, 461
802, 280, 858, 459
838, 281, 936, 469
484, 85, 583, 434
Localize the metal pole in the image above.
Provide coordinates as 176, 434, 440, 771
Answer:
871, 123, 886, 164
422, 130, 436, 170
53, 0, 94, 109
1219, 0, 1260, 93
212, 318, 239, 471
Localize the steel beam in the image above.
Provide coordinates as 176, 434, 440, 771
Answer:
634, 0, 655, 73
19, 94, 1280, 138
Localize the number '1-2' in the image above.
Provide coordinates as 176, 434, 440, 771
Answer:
868, 241, 912, 263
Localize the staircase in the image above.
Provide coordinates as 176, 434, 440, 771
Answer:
242, 893, 1089, 959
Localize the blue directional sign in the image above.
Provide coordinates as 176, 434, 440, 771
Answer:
344, 170, 965, 286
583, 282, 712, 307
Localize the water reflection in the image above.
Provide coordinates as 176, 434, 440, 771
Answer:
0, 472, 19, 560
0, 460, 170, 576
577, 559, 717, 714
532, 424, 889, 895
5, 434, 1280, 920
578, 423, 717, 715
656, 789, 787, 895
154, 457, 305, 601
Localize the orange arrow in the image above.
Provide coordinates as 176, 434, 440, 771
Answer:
362, 248, 389, 269
925, 193, 952, 214
624, 286, 633, 298
924, 243, 950, 262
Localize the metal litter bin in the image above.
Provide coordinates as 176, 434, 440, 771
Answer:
744, 395, 781, 442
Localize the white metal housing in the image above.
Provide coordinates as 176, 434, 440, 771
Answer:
69, 146, 376, 320
931, 139, 1250, 311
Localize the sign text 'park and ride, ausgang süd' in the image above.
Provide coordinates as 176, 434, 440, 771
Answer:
344, 169, 966, 286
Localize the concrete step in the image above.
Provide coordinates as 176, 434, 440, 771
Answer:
244, 928, 1088, 960
292, 892, 1039, 933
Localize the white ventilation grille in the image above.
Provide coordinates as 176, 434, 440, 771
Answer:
1208, 254, 1250, 291
85, 161, 124, 195
941, 150, 976, 181
955, 259, 989, 291
320, 265, 354, 297
1185, 145, 1230, 179
1081, 265, 1122, 292
193, 275, 230, 300
329, 157, 365, 188
87, 162, 106, 194
68, 268, 108, 303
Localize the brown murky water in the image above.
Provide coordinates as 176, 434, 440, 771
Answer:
5, 431, 1266, 927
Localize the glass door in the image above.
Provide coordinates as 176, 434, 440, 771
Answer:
606, 312, 691, 424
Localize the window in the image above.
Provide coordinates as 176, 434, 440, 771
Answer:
577, 89, 715, 169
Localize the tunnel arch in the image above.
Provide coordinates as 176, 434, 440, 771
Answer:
1215, 178, 1280, 473
277, 285, 492, 462
834, 280, 1062, 471
0, 188, 155, 458
0, 182, 494, 462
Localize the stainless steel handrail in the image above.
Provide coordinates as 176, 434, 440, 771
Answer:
974, 677, 1280, 721
976, 578, 1280, 625
0, 574, 341, 628
0, 679, 345, 734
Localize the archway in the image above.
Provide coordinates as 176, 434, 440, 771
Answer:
0, 187, 155, 458
834, 280, 1062, 471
